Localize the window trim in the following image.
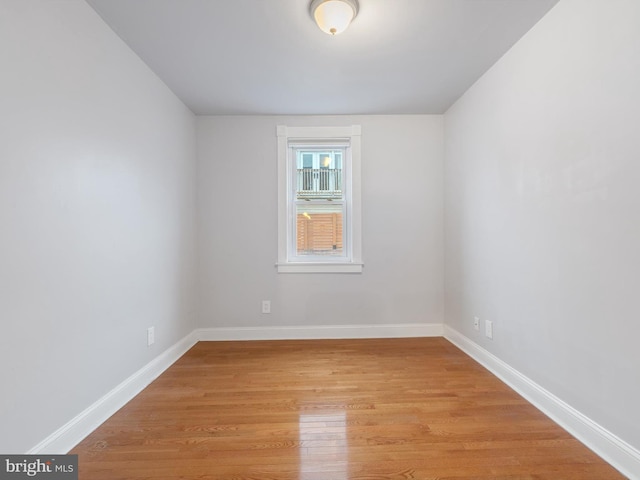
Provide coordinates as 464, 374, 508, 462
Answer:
277, 125, 362, 273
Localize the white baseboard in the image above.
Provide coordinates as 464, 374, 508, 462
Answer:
27, 323, 439, 454
31, 322, 637, 480
444, 325, 640, 480
196, 323, 443, 341
27, 330, 199, 455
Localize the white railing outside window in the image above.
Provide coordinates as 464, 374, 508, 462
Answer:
297, 168, 342, 198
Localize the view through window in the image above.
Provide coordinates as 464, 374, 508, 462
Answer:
295, 148, 345, 257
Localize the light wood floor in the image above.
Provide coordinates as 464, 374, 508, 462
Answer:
71, 338, 625, 479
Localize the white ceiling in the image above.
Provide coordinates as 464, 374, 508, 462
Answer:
86, 0, 560, 115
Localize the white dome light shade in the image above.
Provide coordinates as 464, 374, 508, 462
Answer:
310, 0, 359, 35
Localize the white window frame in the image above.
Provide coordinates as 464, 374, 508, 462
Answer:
277, 125, 362, 273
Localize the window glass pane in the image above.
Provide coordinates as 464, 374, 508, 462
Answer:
295, 149, 343, 200
334, 153, 342, 169
296, 203, 343, 256
320, 153, 331, 169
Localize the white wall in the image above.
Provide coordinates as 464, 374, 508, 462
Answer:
197, 115, 443, 331
0, 1, 197, 453
444, 0, 640, 450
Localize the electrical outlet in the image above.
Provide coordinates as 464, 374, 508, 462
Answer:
473, 316, 480, 331
147, 326, 155, 346
485, 320, 493, 339
262, 300, 271, 314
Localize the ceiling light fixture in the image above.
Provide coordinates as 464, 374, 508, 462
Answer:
310, 0, 359, 35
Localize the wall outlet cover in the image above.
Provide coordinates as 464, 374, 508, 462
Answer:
261, 300, 271, 314
147, 327, 155, 346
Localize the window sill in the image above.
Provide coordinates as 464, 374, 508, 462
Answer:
276, 262, 363, 274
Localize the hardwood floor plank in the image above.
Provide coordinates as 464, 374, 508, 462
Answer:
71, 338, 626, 479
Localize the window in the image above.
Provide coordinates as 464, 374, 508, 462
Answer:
277, 125, 362, 273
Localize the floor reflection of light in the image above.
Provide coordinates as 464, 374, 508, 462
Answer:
299, 412, 348, 480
